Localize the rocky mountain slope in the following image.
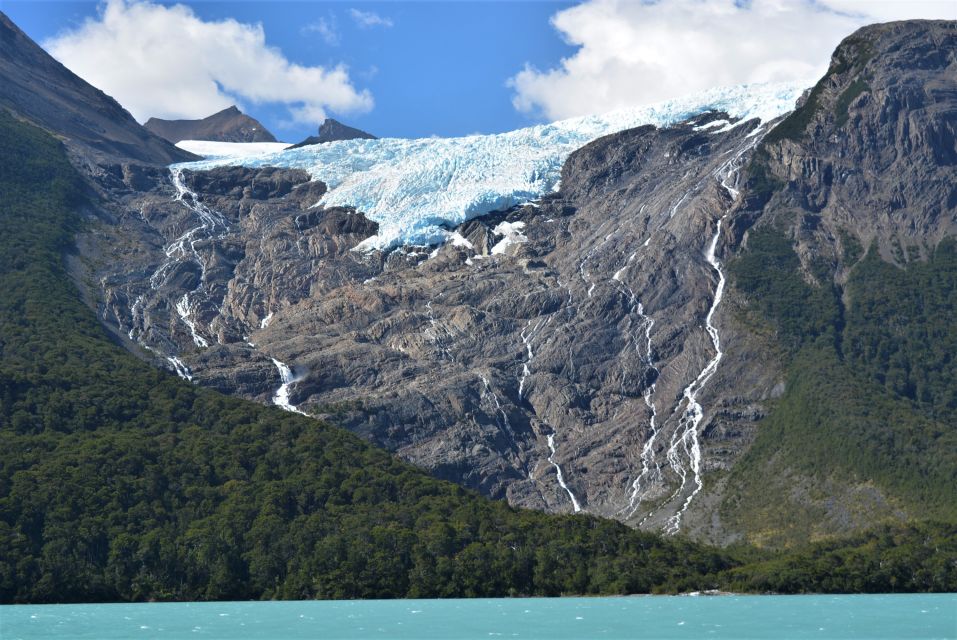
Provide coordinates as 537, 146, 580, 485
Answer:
289, 118, 376, 149
145, 106, 278, 144
711, 19, 957, 545
89, 105, 790, 527
741, 20, 956, 256
82, 20, 956, 546
0, 11, 193, 166
0, 108, 745, 603
4, 105, 952, 604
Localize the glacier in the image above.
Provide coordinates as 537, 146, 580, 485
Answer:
174, 81, 807, 250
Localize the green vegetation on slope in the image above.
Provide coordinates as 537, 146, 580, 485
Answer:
724, 227, 957, 546
844, 245, 957, 422
0, 111, 735, 603
724, 522, 957, 593
762, 34, 874, 145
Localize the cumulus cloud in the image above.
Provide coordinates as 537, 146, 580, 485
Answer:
45, 0, 372, 124
510, 0, 954, 121
350, 9, 394, 29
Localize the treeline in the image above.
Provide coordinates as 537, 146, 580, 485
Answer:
724, 522, 957, 593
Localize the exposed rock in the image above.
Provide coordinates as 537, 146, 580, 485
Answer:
182, 166, 317, 201
735, 20, 956, 268
289, 118, 377, 149
0, 11, 195, 166
88, 110, 781, 531
145, 106, 278, 144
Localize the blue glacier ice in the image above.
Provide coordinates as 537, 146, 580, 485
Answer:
175, 82, 807, 250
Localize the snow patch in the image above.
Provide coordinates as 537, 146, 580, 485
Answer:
447, 230, 474, 249
490, 221, 527, 255
175, 140, 292, 158
693, 119, 729, 131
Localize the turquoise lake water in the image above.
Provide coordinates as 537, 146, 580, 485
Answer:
1, 594, 954, 639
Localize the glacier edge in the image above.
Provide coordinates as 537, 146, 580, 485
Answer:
174, 81, 809, 250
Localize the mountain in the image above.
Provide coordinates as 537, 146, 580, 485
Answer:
288, 118, 377, 149
0, 11, 193, 166
145, 106, 278, 144
0, 108, 739, 602
85, 20, 956, 547
1, 11, 955, 603
715, 18, 957, 545
89, 84, 802, 519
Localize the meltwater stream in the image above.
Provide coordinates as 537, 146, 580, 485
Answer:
663, 216, 728, 535
4, 594, 953, 639
128, 168, 229, 380
547, 434, 583, 512
623, 132, 762, 533
270, 358, 307, 415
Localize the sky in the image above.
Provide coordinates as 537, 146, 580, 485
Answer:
3, 1, 954, 142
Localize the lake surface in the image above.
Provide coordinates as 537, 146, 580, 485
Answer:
2, 594, 954, 639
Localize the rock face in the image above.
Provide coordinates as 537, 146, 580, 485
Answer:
79, 20, 955, 545
289, 118, 376, 149
735, 20, 956, 261
145, 106, 278, 144
89, 111, 778, 527
685, 19, 957, 543
0, 11, 194, 166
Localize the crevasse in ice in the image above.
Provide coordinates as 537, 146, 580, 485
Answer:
174, 81, 807, 250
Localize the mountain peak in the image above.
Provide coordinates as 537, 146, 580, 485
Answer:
144, 106, 277, 143
288, 118, 377, 149
317, 118, 377, 142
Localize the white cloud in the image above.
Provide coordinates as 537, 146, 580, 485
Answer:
302, 16, 340, 47
45, 0, 372, 124
509, 0, 955, 121
350, 8, 393, 29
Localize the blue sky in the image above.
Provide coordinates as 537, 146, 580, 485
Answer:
4, 1, 952, 142
4, 1, 578, 140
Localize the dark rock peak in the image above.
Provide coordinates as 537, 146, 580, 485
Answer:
144, 106, 278, 144
318, 118, 377, 142
0, 11, 195, 165
289, 118, 377, 149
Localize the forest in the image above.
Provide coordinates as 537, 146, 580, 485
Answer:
725, 224, 957, 544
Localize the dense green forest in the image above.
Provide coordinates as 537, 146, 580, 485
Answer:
725, 522, 957, 593
725, 226, 957, 545
1, 110, 954, 603
845, 245, 957, 423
